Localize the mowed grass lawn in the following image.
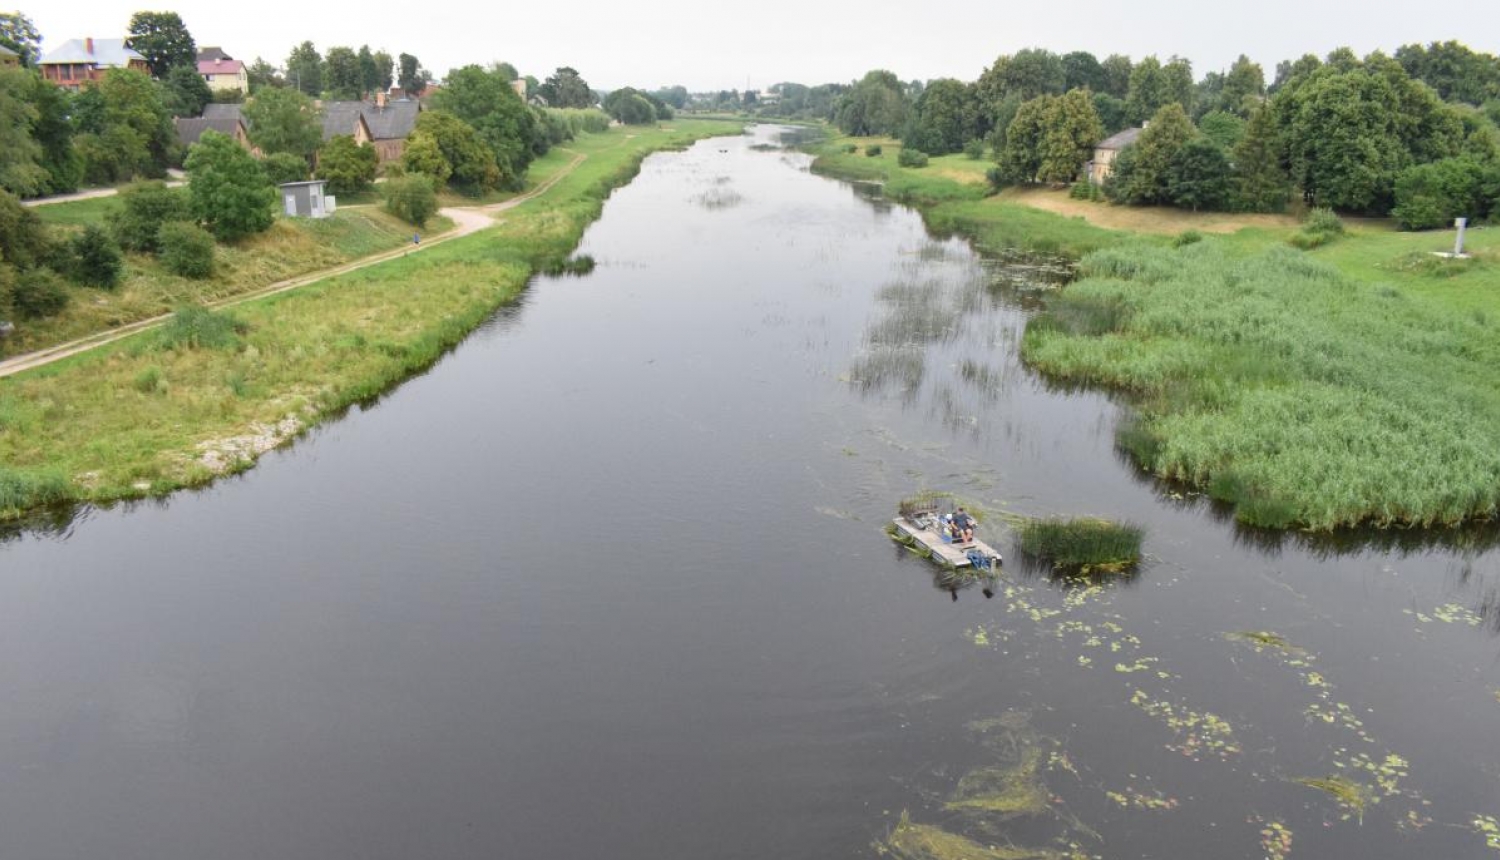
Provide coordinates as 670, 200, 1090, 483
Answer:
0, 121, 740, 519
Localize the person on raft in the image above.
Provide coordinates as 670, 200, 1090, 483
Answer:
953, 508, 976, 544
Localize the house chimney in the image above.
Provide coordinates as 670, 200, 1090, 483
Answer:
376, 91, 387, 110
85, 37, 94, 55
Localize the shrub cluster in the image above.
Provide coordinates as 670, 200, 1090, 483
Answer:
897, 148, 930, 168
157, 222, 216, 278
865, 144, 883, 157
1288, 207, 1345, 249
381, 175, 439, 227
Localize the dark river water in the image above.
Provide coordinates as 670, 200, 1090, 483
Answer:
3, 126, 1499, 859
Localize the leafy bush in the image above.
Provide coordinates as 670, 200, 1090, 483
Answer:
1289, 207, 1345, 249
1391, 158, 1491, 230
381, 175, 438, 227
842, 143, 857, 153
1069, 180, 1104, 201
63, 224, 123, 289
897, 148, 929, 168
158, 305, 247, 350
314, 134, 379, 195
260, 152, 309, 186
963, 139, 986, 160
1171, 230, 1204, 248
11, 268, 69, 319
864, 144, 883, 157
157, 221, 215, 279
133, 365, 167, 394
110, 180, 190, 253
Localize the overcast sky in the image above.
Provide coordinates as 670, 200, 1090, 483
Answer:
27, 0, 1500, 92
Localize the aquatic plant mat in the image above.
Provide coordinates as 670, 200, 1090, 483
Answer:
1022, 240, 1500, 529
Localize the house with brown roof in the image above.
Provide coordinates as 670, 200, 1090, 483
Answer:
321, 97, 422, 163
175, 117, 259, 155
1088, 126, 1144, 185
37, 38, 149, 90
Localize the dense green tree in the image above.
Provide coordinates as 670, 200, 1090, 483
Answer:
983, 93, 1024, 152
357, 45, 379, 96
652, 86, 688, 109
1221, 55, 1266, 117
24, 71, 81, 193
835, 70, 909, 136
110, 180, 190, 252
1092, 92, 1129, 134
1124, 56, 1167, 124
402, 111, 498, 192
1396, 41, 1500, 105
286, 41, 323, 96
246, 57, 283, 92
184, 130, 276, 241
72, 69, 177, 183
1038, 89, 1104, 183
324, 46, 361, 100
372, 50, 394, 93
431, 64, 538, 185
1391, 157, 1494, 228
1198, 110, 1246, 149
1106, 102, 1194, 204
986, 49, 1066, 103
242, 86, 322, 159
902, 78, 978, 155
125, 11, 196, 78
1277, 57, 1465, 212
995, 94, 1050, 183
259, 151, 307, 185
397, 53, 426, 96
1099, 54, 1133, 99
11, 267, 68, 319
399, 132, 450, 184
63, 224, 123, 289
1194, 71, 1225, 121
0, 66, 46, 197
161, 63, 213, 117
1162, 58, 1195, 116
536, 67, 594, 108
1062, 52, 1105, 93
1270, 54, 1322, 94
314, 134, 378, 195
603, 87, 659, 125
0, 12, 41, 67
1167, 137, 1232, 210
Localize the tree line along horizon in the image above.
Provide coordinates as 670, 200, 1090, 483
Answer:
736, 43, 1500, 228
0, 9, 684, 334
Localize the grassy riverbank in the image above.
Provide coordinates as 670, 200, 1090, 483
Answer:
809, 131, 1500, 531
0, 120, 739, 520
9, 207, 449, 356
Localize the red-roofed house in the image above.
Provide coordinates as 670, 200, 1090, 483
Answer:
199, 57, 247, 94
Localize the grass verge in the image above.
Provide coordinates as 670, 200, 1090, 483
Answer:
0, 121, 740, 519
1017, 517, 1144, 574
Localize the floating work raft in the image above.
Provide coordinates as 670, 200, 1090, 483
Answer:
891, 515, 1003, 570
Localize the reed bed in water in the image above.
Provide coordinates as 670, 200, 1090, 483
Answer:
1017, 518, 1144, 573
1022, 240, 1500, 530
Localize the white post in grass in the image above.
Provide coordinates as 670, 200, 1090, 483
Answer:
1455, 217, 1468, 257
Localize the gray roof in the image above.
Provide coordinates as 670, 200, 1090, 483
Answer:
0, 45, 17, 59
197, 46, 232, 63
202, 103, 245, 122
322, 99, 422, 141
38, 38, 144, 67
175, 117, 246, 146
1096, 127, 1144, 151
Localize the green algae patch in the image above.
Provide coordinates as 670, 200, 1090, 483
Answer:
877, 813, 1071, 860
946, 747, 1050, 818
1295, 774, 1373, 822
1255, 819, 1293, 860
1473, 814, 1500, 852
1224, 630, 1305, 654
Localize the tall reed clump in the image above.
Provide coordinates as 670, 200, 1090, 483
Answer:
1018, 517, 1144, 573
1022, 239, 1500, 530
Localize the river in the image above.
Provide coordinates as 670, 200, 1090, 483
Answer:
1, 125, 1497, 859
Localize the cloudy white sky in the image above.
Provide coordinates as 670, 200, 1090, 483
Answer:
26, 0, 1500, 92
